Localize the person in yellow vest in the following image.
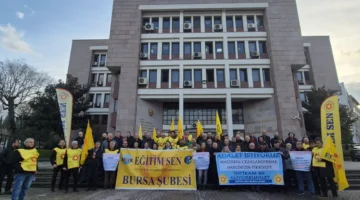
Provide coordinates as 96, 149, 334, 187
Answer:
11, 138, 39, 200
302, 137, 310, 150
312, 139, 338, 198
157, 133, 169, 150
168, 131, 179, 149
177, 139, 188, 150
103, 141, 119, 189
63, 141, 82, 193
50, 139, 66, 192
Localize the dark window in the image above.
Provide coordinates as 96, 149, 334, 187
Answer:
252, 69, 260, 82
249, 41, 257, 52
162, 103, 179, 125
194, 42, 201, 52
95, 94, 102, 104
217, 69, 225, 82
152, 18, 159, 29
230, 69, 237, 80
184, 42, 191, 55
139, 70, 147, 78
172, 17, 180, 28
226, 16, 233, 28
106, 74, 112, 83
184, 69, 192, 81
142, 18, 150, 26
161, 69, 169, 83
149, 70, 157, 83
257, 16, 264, 27
215, 42, 223, 53
93, 54, 99, 63
247, 16, 255, 24
172, 43, 179, 55
205, 17, 212, 28
304, 71, 310, 81
205, 42, 213, 54
232, 103, 244, 124
163, 17, 170, 29
240, 69, 248, 81
184, 17, 191, 23
98, 73, 104, 83
193, 16, 201, 28
91, 74, 97, 83
162, 43, 170, 55
228, 42, 235, 54
102, 115, 108, 125
104, 94, 111, 104
235, 16, 243, 28
259, 41, 267, 53
89, 94, 94, 104
300, 92, 307, 102
150, 43, 158, 55
172, 70, 179, 83
194, 69, 202, 82
262, 69, 270, 82
183, 102, 226, 125
100, 55, 106, 64
237, 42, 245, 54
297, 72, 303, 81
206, 69, 214, 82
141, 43, 148, 53
214, 17, 222, 25
93, 115, 100, 124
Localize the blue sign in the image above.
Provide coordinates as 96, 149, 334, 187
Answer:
215, 152, 284, 185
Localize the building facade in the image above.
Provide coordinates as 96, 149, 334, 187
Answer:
67, 0, 340, 139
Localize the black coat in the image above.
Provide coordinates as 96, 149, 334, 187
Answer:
142, 137, 154, 148
75, 137, 84, 148
262, 135, 271, 149
270, 136, 280, 148
84, 148, 103, 168
208, 147, 221, 185
314, 160, 335, 178
0, 146, 17, 166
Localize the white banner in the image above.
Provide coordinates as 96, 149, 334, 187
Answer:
103, 153, 120, 171
193, 152, 210, 170
289, 151, 312, 172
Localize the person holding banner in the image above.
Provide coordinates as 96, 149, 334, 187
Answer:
271, 140, 289, 194
152, 143, 158, 150
156, 133, 169, 150
84, 141, 102, 191
208, 142, 221, 190
63, 141, 82, 193
177, 139, 189, 150
195, 143, 210, 190
104, 141, 119, 189
164, 141, 172, 150
50, 139, 66, 192
168, 131, 179, 149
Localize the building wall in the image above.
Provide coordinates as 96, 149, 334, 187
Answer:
303, 36, 340, 91
68, 39, 109, 85
135, 98, 163, 134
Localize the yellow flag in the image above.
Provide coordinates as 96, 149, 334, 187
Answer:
170, 117, 175, 132
80, 120, 94, 165
152, 127, 157, 140
196, 119, 203, 138
138, 124, 143, 140
321, 136, 349, 191
216, 111, 222, 138
178, 116, 183, 140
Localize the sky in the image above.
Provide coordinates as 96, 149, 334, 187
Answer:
0, 0, 359, 98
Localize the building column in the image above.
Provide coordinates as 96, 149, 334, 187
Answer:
225, 64, 230, 88
179, 93, 184, 126
156, 69, 161, 88
260, 68, 264, 88
223, 36, 229, 59
180, 11, 184, 33
247, 68, 254, 87
179, 64, 184, 88
200, 16, 205, 32
180, 36, 184, 60
222, 11, 227, 33
226, 93, 233, 138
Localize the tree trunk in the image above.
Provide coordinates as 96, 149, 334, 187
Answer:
7, 97, 16, 135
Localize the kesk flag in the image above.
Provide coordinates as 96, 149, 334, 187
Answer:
81, 120, 95, 165
320, 96, 344, 168
178, 116, 184, 140
56, 88, 73, 146
138, 124, 143, 140
196, 119, 203, 138
216, 111, 222, 138
321, 136, 349, 191
116, 149, 196, 190
152, 127, 157, 140
170, 117, 175, 132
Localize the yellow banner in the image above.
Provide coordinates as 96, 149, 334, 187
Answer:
116, 149, 196, 190
320, 95, 344, 167
56, 88, 73, 147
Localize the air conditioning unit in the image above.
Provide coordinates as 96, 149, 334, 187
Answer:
183, 23, 192, 30
144, 23, 154, 31
95, 103, 101, 108
140, 52, 148, 59
193, 52, 202, 59
214, 24, 223, 31
97, 81, 103, 86
100, 61, 105, 66
230, 80, 239, 87
93, 62, 98, 66
298, 80, 304, 85
250, 51, 259, 58
138, 77, 148, 85
247, 23, 256, 29
183, 80, 192, 87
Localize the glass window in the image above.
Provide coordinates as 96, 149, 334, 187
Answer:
232, 103, 244, 124
206, 69, 214, 82
235, 16, 243, 28
215, 42, 223, 53
240, 69, 248, 81
217, 69, 225, 82
102, 115, 108, 125
247, 16, 255, 24
184, 42, 191, 54
304, 71, 310, 81
95, 94, 102, 104
100, 55, 106, 63
205, 42, 213, 54
249, 42, 257, 52
214, 17, 222, 25
262, 69, 270, 81
193, 17, 201, 28
141, 43, 148, 53
163, 103, 179, 125
89, 94, 94, 104
228, 42, 235, 54
114, 99, 118, 112
184, 17, 191, 23
98, 73, 104, 83
91, 73, 97, 83
152, 17, 159, 29
237, 42, 245, 54
171, 70, 179, 83
161, 69, 169, 83
297, 72, 303, 81
257, 16, 264, 27
252, 69, 260, 82
194, 42, 201, 52
163, 17, 170, 29
149, 70, 157, 83
230, 69, 237, 80
93, 54, 99, 63
104, 94, 110, 104
150, 43, 158, 55
172, 17, 179, 28
184, 69, 192, 81
172, 43, 179, 55
226, 16, 233, 28
140, 70, 147, 78
106, 74, 112, 83
205, 17, 212, 28
194, 69, 202, 82
259, 41, 267, 53
300, 92, 306, 102
142, 18, 150, 26
162, 43, 170, 55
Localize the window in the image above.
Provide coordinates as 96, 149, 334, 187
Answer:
162, 43, 170, 55
257, 16, 264, 28
183, 102, 226, 125
142, 18, 150, 26
141, 43, 148, 54
217, 69, 225, 82
237, 42, 245, 54
194, 42, 201, 52
150, 43, 158, 55
304, 71, 310, 81
300, 92, 306, 102
89, 94, 94, 104
163, 17, 170, 29
235, 16, 243, 28
194, 69, 202, 82
114, 100, 118, 112
205, 17, 212, 29
184, 43, 191, 55
98, 73, 104, 83
100, 55, 106, 64
249, 42, 257, 52
262, 69, 270, 82
230, 69, 237, 80
240, 69, 248, 81
228, 42, 235, 54
214, 17, 222, 25
226, 16, 233, 28
172, 17, 179, 29
93, 115, 100, 124
140, 70, 147, 78
193, 17, 201, 29
206, 69, 214, 82
93, 54, 99, 64
149, 70, 157, 83
252, 69, 260, 82
152, 18, 159, 29
91, 74, 97, 83
162, 103, 179, 125
172, 43, 179, 55
247, 16, 255, 24
102, 115, 108, 125
95, 94, 102, 104
106, 74, 112, 83
232, 103, 244, 124
161, 69, 169, 83
184, 69, 192, 81
205, 42, 213, 54
172, 70, 179, 83
184, 17, 191, 23
104, 94, 111, 104
215, 42, 223, 53
259, 41, 267, 53
297, 72, 303, 81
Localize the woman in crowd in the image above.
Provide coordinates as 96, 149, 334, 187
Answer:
164, 141, 172, 150
104, 141, 119, 189
208, 142, 221, 190
285, 132, 298, 150
144, 142, 151, 149
133, 142, 139, 149
234, 144, 241, 152
206, 138, 213, 148
152, 143, 158, 150
197, 143, 209, 190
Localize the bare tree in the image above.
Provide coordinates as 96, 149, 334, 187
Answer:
0, 59, 51, 135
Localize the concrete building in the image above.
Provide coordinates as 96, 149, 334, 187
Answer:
67, 0, 340, 139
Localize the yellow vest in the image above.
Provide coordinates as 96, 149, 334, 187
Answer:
157, 137, 168, 150
312, 147, 326, 168
168, 137, 179, 149
54, 147, 66, 166
18, 149, 39, 172
105, 149, 119, 154
303, 143, 310, 149
67, 148, 82, 169
177, 145, 188, 150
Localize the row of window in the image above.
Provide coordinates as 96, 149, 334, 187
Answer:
143, 15, 264, 33
141, 41, 267, 60
90, 73, 112, 87
88, 93, 111, 108
90, 115, 108, 125
92, 53, 107, 67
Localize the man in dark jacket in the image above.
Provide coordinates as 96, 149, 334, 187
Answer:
114, 131, 123, 148
126, 131, 135, 148
262, 131, 271, 149
0, 138, 19, 194
102, 133, 117, 151
84, 142, 102, 191
75, 132, 84, 148
270, 132, 280, 148
271, 140, 289, 193
141, 131, 154, 148
284, 132, 298, 150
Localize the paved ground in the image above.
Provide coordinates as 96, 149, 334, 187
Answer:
1, 188, 359, 200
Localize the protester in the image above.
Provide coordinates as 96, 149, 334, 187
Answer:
11, 138, 39, 200
177, 140, 188, 150
196, 143, 209, 190
122, 141, 129, 149
142, 131, 154, 148
271, 140, 289, 193
156, 133, 168, 150
50, 139, 66, 192
63, 141, 82, 193
126, 132, 136, 148
102, 133, 117, 151
208, 142, 221, 190
101, 133, 108, 143
261, 131, 271, 149
247, 142, 256, 152
189, 138, 197, 149
222, 146, 231, 152
152, 143, 158, 150
242, 136, 251, 151
168, 131, 179, 149
134, 142, 139, 149
284, 143, 297, 191
164, 141, 172, 150
222, 139, 233, 151
75, 132, 84, 148
270, 132, 280, 148
285, 132, 298, 150
114, 131, 122, 148
197, 133, 208, 145
104, 141, 119, 189
84, 141, 102, 191
133, 134, 142, 148
302, 137, 310, 149
235, 144, 241, 152
0, 138, 19, 195
144, 142, 151, 149
258, 141, 268, 152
